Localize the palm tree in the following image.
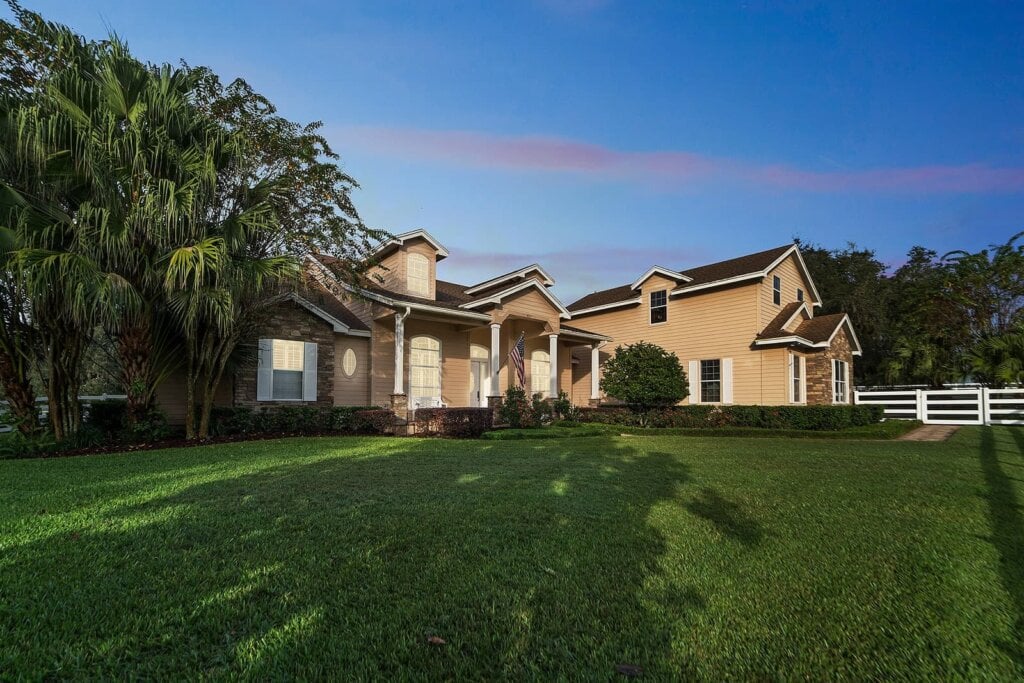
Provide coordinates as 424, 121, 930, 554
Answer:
969, 326, 1024, 387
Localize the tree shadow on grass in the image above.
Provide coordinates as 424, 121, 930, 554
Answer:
0, 435, 702, 679
979, 426, 1024, 672
684, 487, 763, 547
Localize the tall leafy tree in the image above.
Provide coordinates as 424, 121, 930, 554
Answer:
797, 240, 891, 383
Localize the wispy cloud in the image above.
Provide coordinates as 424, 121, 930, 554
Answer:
335, 125, 1024, 194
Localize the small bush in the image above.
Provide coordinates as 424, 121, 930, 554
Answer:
208, 405, 382, 437
497, 386, 536, 428
600, 342, 688, 409
351, 409, 396, 435
84, 399, 127, 435
413, 407, 493, 438
551, 391, 581, 422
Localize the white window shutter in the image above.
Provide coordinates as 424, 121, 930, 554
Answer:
302, 342, 318, 401
722, 358, 734, 404
688, 360, 699, 403
799, 356, 806, 404
257, 339, 273, 401
845, 362, 851, 403
788, 354, 795, 403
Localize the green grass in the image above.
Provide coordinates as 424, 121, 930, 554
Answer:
2, 428, 1023, 678
483, 419, 920, 440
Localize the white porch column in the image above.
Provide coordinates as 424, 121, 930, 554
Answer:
549, 334, 559, 398
489, 323, 501, 394
590, 344, 601, 400
393, 309, 409, 394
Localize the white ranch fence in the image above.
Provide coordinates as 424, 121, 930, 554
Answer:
0, 394, 127, 433
854, 387, 1024, 425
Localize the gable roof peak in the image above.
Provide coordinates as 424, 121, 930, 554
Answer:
370, 228, 450, 260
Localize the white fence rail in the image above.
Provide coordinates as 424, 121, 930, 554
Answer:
0, 394, 127, 433
854, 388, 1024, 425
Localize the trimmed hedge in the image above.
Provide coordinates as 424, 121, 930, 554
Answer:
208, 405, 383, 437
413, 407, 493, 438
351, 409, 397, 435
576, 404, 884, 431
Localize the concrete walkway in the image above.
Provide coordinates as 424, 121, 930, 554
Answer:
897, 424, 959, 442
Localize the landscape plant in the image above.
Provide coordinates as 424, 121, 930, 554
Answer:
599, 341, 687, 410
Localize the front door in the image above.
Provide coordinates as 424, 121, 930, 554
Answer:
470, 359, 487, 407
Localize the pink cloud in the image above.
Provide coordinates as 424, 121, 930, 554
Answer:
335, 125, 1024, 194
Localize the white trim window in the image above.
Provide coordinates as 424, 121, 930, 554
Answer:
832, 359, 849, 404
530, 348, 550, 398
407, 252, 429, 296
790, 353, 805, 404
257, 339, 317, 401
650, 289, 667, 324
410, 335, 441, 407
773, 275, 782, 305
700, 359, 721, 403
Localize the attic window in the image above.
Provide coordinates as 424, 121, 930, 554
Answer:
773, 275, 781, 305
650, 290, 667, 324
407, 253, 429, 296
796, 288, 804, 303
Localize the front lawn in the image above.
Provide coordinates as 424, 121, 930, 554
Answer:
2, 428, 1023, 678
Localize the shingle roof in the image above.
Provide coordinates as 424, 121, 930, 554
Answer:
566, 284, 638, 312
756, 302, 805, 340
678, 244, 794, 288
293, 280, 370, 331
756, 311, 847, 345
567, 244, 795, 313
791, 313, 848, 344
559, 323, 611, 340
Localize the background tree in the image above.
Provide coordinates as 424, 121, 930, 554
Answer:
797, 240, 891, 384
600, 341, 687, 409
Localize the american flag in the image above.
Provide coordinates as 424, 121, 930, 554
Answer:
509, 331, 526, 387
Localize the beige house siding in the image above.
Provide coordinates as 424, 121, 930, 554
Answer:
368, 237, 438, 299
493, 287, 562, 329
334, 337, 371, 406
571, 279, 765, 404
369, 317, 474, 408
155, 373, 232, 426
760, 253, 814, 328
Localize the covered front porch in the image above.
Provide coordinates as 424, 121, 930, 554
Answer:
378, 308, 607, 413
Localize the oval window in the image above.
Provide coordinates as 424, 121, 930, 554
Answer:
342, 348, 357, 377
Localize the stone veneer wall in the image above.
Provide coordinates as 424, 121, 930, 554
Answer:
234, 301, 336, 408
804, 326, 854, 405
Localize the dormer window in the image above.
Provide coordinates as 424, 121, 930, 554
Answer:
407, 253, 429, 296
650, 290, 667, 324
773, 275, 781, 305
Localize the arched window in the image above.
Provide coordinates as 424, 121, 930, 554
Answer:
407, 253, 429, 296
410, 335, 441, 407
530, 348, 550, 398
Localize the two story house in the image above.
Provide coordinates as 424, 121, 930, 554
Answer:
155, 231, 860, 424
566, 243, 861, 406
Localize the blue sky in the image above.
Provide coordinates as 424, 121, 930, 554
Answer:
11, 0, 1024, 301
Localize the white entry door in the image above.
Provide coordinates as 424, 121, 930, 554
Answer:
470, 359, 488, 407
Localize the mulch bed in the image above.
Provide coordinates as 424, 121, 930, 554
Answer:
5, 431, 372, 460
